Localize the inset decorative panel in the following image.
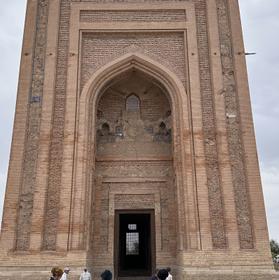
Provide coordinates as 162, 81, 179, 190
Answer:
80, 9, 186, 22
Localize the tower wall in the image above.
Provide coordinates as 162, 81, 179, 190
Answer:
0, 0, 275, 279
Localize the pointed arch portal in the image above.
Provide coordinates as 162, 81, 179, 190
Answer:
70, 52, 199, 275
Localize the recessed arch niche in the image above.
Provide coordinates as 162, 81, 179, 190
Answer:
92, 67, 176, 273
95, 69, 173, 158
72, 53, 198, 273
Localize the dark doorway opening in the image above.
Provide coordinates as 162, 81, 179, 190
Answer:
115, 210, 155, 278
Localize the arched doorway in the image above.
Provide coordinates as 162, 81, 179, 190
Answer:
93, 69, 174, 278
73, 53, 195, 278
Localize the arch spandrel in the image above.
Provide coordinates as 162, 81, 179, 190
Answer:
80, 52, 187, 108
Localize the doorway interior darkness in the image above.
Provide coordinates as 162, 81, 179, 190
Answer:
115, 210, 155, 277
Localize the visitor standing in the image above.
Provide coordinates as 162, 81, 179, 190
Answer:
61, 267, 70, 280
100, 270, 112, 280
80, 268, 92, 280
50, 267, 64, 280
166, 267, 173, 280
157, 269, 169, 280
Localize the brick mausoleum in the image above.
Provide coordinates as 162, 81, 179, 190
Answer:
0, 0, 276, 279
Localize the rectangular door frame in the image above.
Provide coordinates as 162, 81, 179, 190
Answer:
114, 209, 156, 279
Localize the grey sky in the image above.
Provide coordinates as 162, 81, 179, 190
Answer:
239, 0, 279, 242
0, 1, 278, 242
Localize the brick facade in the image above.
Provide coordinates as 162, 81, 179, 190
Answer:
0, 0, 276, 279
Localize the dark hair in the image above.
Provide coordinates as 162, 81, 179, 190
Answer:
101, 270, 112, 280
157, 269, 169, 280
51, 267, 63, 277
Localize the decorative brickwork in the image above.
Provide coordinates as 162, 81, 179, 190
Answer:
194, 0, 227, 249
94, 161, 176, 255
15, 0, 49, 251
80, 9, 187, 22
216, 0, 254, 249
81, 32, 186, 90
114, 193, 155, 209
96, 160, 173, 178
96, 72, 172, 153
42, 0, 71, 250
92, 182, 110, 251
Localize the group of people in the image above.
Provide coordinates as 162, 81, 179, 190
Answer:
151, 267, 172, 280
50, 266, 172, 280
49, 267, 112, 280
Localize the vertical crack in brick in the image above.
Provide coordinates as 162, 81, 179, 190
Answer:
216, 0, 254, 249
42, 0, 71, 250
194, 0, 227, 249
15, 0, 49, 251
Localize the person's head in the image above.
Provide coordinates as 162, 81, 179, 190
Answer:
64, 267, 70, 274
84, 268, 88, 272
51, 267, 63, 280
166, 267, 171, 273
101, 269, 112, 280
157, 269, 169, 280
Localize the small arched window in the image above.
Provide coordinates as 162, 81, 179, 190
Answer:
126, 94, 140, 112
159, 122, 166, 130
101, 123, 110, 135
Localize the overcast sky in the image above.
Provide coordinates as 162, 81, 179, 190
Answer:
0, 1, 278, 242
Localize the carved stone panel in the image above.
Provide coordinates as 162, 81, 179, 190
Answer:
42, 0, 71, 250
16, 0, 49, 251
216, 0, 254, 249
194, 0, 227, 249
